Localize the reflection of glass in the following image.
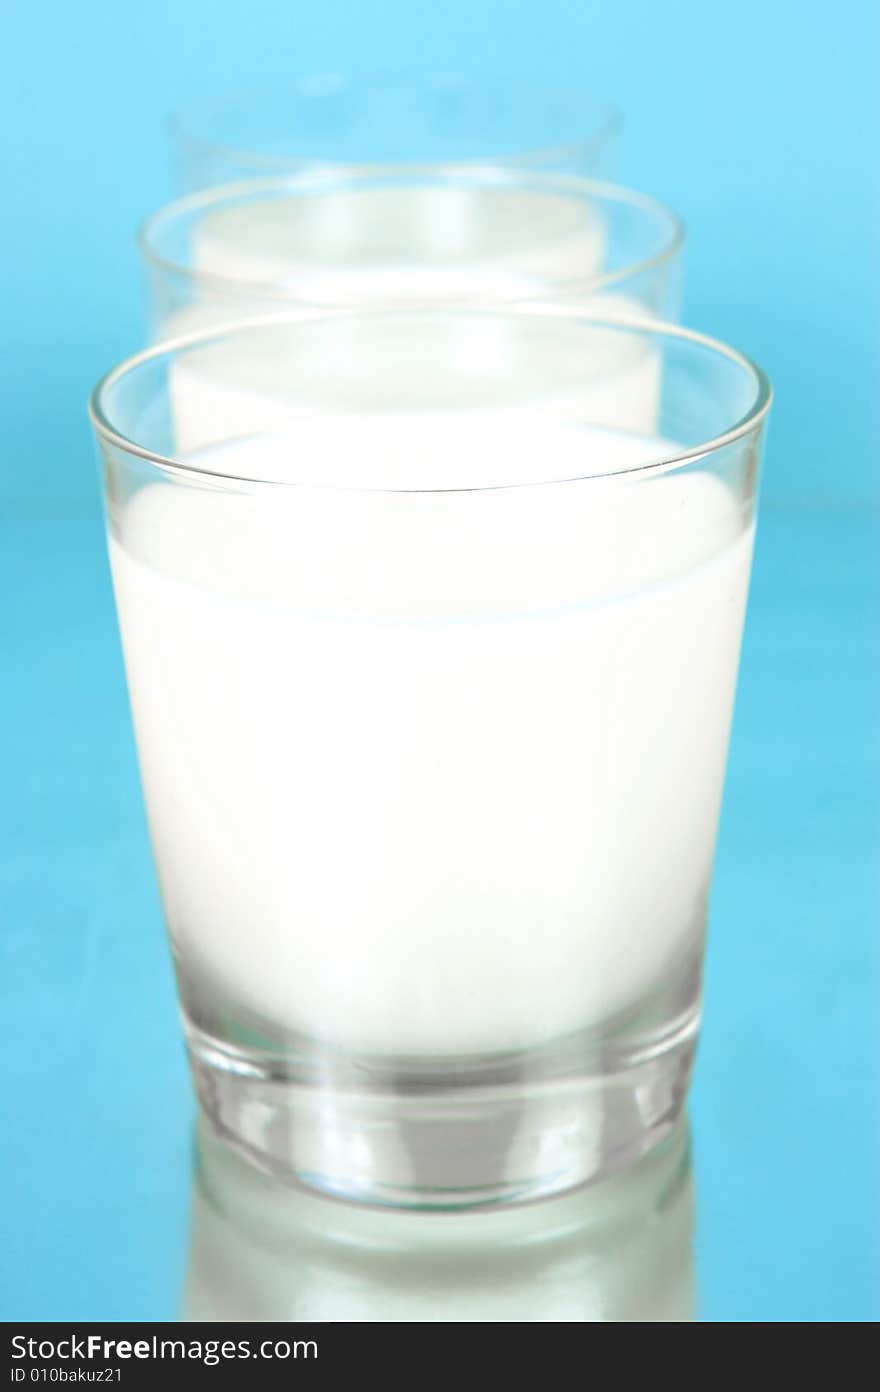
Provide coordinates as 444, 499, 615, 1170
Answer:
140, 172, 683, 340
169, 77, 621, 192
183, 1117, 694, 1322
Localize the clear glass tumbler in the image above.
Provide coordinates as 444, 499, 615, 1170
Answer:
169, 76, 620, 191
140, 170, 683, 340
89, 306, 771, 1209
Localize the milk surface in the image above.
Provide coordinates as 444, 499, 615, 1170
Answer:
109, 423, 752, 1057
190, 185, 605, 305
167, 314, 662, 459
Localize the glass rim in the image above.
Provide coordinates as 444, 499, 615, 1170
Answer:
167, 76, 622, 177
89, 306, 772, 496
138, 169, 685, 303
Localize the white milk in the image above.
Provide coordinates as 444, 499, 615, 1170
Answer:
108, 420, 752, 1058
167, 314, 662, 458
190, 185, 605, 305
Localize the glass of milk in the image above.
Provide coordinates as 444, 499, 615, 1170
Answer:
89, 305, 771, 1209
140, 169, 683, 340
184, 1115, 693, 1321
169, 76, 620, 192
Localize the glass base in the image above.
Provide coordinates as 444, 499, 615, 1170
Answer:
184, 1112, 695, 1321
185, 1007, 698, 1210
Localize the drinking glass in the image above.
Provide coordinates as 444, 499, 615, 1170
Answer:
169, 76, 620, 191
89, 305, 771, 1209
140, 170, 683, 340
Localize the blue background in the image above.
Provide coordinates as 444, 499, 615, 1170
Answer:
1, 0, 878, 1320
